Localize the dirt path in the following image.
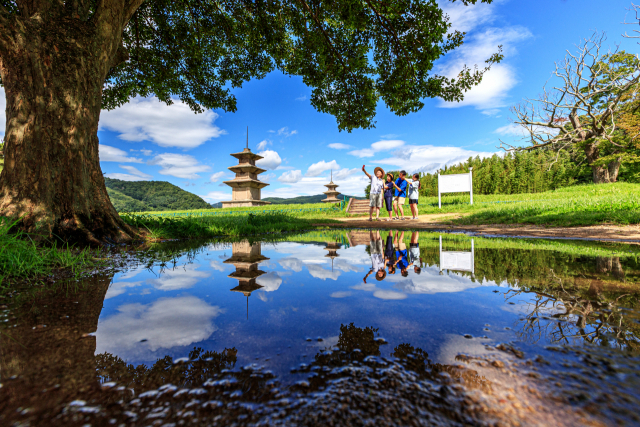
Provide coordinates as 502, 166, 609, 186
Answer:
314, 214, 640, 243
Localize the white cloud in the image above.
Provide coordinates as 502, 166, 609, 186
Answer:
440, 0, 497, 34
328, 143, 352, 150
348, 139, 405, 158
95, 296, 222, 362
278, 170, 302, 183
256, 272, 282, 292
149, 153, 210, 179
208, 171, 226, 182
371, 139, 405, 151
0, 87, 5, 137
257, 139, 270, 150
330, 291, 352, 298
333, 167, 359, 180
99, 144, 143, 163
99, 96, 225, 149
437, 26, 533, 112
261, 172, 276, 182
105, 281, 143, 299
495, 123, 558, 139
374, 144, 496, 174
347, 148, 375, 158
277, 127, 298, 137
373, 290, 407, 300
200, 191, 230, 203
147, 264, 210, 291
295, 95, 307, 101
256, 150, 282, 170
306, 160, 340, 177
140, 149, 153, 156
105, 165, 153, 181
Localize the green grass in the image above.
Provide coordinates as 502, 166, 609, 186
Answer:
375, 182, 640, 227
136, 201, 349, 217
121, 211, 341, 239
0, 218, 99, 288
122, 183, 639, 233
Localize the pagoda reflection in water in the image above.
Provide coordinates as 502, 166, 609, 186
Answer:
324, 241, 341, 272
224, 241, 269, 319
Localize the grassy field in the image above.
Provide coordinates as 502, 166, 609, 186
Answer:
121, 211, 341, 240
128, 183, 639, 229
429, 182, 640, 226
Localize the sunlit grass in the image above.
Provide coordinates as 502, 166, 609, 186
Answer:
0, 218, 99, 288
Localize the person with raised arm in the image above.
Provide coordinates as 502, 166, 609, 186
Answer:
362, 165, 385, 221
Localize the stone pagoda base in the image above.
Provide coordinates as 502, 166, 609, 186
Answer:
221, 200, 271, 208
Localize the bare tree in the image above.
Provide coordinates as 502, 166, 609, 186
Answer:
623, 3, 640, 39
501, 33, 640, 183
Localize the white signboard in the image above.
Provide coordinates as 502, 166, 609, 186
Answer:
439, 236, 474, 274
437, 168, 473, 208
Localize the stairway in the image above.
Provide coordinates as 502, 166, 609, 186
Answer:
346, 198, 370, 215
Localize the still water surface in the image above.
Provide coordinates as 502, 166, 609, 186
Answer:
2, 230, 640, 426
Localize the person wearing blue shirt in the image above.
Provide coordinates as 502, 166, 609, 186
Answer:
392, 170, 408, 220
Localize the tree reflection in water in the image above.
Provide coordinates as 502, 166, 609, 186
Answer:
505, 257, 640, 352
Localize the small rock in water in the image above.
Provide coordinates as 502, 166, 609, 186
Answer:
463, 334, 473, 339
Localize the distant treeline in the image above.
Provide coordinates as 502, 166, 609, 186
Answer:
105, 178, 211, 212
366, 149, 639, 198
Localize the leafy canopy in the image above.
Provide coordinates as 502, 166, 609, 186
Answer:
0, 0, 501, 132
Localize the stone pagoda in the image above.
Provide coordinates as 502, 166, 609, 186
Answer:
322, 170, 341, 203
224, 241, 269, 319
221, 128, 270, 208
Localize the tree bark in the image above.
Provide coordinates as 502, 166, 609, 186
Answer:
0, 13, 137, 245
583, 142, 621, 184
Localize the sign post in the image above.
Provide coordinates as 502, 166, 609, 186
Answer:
437, 167, 473, 209
439, 236, 474, 275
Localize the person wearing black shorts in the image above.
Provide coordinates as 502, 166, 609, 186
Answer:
383, 173, 395, 221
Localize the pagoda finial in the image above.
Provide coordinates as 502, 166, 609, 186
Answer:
246, 126, 249, 149
331, 169, 333, 182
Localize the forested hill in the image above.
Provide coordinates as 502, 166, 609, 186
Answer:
105, 178, 211, 212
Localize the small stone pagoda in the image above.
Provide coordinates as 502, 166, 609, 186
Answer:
221, 128, 270, 208
322, 170, 341, 203
224, 241, 269, 319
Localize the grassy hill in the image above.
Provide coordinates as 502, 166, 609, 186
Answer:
105, 178, 211, 212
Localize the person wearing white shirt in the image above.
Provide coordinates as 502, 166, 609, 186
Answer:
362, 165, 385, 221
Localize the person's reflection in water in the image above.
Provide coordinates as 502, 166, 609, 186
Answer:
385, 230, 397, 275
394, 230, 409, 277
409, 231, 422, 274
363, 231, 386, 283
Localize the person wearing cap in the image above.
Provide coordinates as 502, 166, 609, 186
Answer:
362, 165, 385, 221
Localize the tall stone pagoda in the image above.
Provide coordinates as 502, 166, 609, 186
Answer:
322, 170, 341, 203
224, 241, 269, 319
221, 128, 271, 208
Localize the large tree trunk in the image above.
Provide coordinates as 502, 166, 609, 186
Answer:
584, 142, 621, 184
0, 14, 136, 245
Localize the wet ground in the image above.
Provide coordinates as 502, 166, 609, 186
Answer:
1, 229, 640, 426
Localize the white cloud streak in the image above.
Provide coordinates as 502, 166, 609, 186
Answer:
256, 150, 282, 170
99, 144, 143, 163
99, 96, 225, 149
149, 153, 210, 179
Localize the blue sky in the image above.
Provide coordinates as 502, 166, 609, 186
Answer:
1, 0, 636, 202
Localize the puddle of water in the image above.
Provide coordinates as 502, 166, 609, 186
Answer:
1, 230, 640, 426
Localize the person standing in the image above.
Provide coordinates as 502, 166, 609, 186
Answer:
362, 165, 384, 221
392, 170, 408, 220
408, 173, 421, 220
383, 173, 395, 221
